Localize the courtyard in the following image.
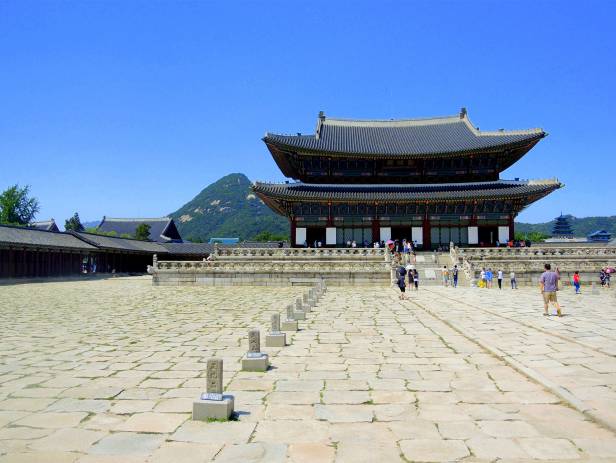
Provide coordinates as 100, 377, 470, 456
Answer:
1, 277, 616, 462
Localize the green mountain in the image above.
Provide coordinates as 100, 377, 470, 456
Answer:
169, 173, 288, 242
516, 215, 616, 238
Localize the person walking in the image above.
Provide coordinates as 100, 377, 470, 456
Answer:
413, 269, 419, 291
396, 264, 407, 300
540, 263, 562, 316
497, 269, 503, 289
510, 270, 517, 289
442, 265, 449, 287
573, 271, 581, 294
486, 268, 493, 289
452, 265, 459, 288
480, 268, 486, 288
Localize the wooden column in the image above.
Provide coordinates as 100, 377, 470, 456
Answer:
509, 214, 515, 241
290, 217, 297, 248
423, 206, 431, 250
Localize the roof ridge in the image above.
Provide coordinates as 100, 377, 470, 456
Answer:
322, 115, 460, 128
104, 217, 170, 222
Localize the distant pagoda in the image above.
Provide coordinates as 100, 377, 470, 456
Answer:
552, 214, 574, 238
254, 108, 561, 249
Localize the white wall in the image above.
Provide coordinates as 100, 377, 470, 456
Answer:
326, 227, 337, 245
412, 227, 423, 245
498, 226, 510, 243
468, 226, 479, 245
379, 227, 391, 242
295, 227, 306, 246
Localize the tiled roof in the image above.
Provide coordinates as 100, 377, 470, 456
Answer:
162, 242, 214, 255
264, 110, 545, 157
0, 225, 97, 250
161, 241, 288, 256
96, 217, 182, 242
253, 179, 562, 202
72, 232, 168, 253
30, 220, 60, 232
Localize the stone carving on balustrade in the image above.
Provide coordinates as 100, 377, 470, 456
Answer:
213, 247, 386, 260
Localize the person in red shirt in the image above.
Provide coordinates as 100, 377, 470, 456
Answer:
573, 271, 581, 294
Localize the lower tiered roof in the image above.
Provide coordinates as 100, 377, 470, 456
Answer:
253, 179, 561, 204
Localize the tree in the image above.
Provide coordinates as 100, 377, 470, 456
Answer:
514, 231, 550, 243
0, 184, 40, 225
64, 212, 84, 232
252, 231, 289, 242
134, 223, 151, 241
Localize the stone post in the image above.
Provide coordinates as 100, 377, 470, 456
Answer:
266, 313, 286, 347
294, 297, 306, 319
242, 329, 269, 372
281, 304, 298, 331
192, 358, 234, 421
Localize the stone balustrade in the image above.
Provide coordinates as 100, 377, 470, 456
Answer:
457, 246, 616, 259
154, 260, 390, 274
212, 246, 386, 260
452, 244, 616, 285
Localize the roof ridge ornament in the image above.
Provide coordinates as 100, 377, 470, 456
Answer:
459, 107, 467, 119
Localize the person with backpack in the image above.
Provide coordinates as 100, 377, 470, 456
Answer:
442, 266, 449, 287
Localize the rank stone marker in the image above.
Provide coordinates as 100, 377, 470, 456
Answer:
266, 313, 286, 347
294, 298, 307, 320
241, 329, 269, 372
281, 305, 298, 331
192, 358, 234, 421
296, 296, 309, 314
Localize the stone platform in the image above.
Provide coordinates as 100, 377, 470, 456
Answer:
153, 247, 392, 287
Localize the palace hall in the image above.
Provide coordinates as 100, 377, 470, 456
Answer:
253, 109, 561, 249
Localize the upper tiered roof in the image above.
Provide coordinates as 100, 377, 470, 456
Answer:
264, 109, 545, 158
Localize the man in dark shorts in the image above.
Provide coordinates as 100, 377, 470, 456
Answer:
540, 263, 562, 316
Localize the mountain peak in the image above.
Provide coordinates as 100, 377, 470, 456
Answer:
169, 172, 287, 242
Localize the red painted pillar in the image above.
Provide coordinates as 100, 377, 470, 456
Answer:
423, 207, 431, 250
372, 219, 380, 243
290, 217, 297, 247
509, 214, 515, 241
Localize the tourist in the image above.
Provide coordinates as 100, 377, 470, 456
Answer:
480, 268, 486, 288
452, 265, 459, 288
573, 271, 581, 294
442, 265, 449, 287
497, 269, 503, 289
486, 268, 493, 288
510, 270, 517, 289
600, 268, 607, 288
351, 240, 357, 248
346, 240, 351, 247
540, 263, 562, 316
413, 269, 419, 291
397, 265, 407, 300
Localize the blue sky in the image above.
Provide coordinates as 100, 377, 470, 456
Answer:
1, 1, 614, 226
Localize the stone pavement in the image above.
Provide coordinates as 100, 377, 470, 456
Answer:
1, 277, 616, 462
